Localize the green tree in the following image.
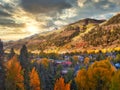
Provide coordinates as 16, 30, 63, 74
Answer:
35, 61, 56, 90
0, 39, 5, 90
65, 69, 74, 83
115, 54, 120, 63
19, 45, 29, 68
19, 45, 30, 90
0, 39, 4, 58
70, 79, 77, 90
8, 48, 15, 59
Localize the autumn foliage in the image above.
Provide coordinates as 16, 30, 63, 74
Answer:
29, 67, 41, 90
110, 70, 120, 90
38, 58, 49, 67
75, 60, 116, 90
75, 69, 88, 90
88, 60, 116, 90
84, 57, 90, 65
5, 56, 24, 90
54, 77, 70, 90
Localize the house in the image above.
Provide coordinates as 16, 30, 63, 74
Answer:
62, 61, 72, 66
61, 69, 68, 75
54, 60, 65, 65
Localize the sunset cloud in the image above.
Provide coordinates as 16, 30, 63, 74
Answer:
0, 0, 120, 41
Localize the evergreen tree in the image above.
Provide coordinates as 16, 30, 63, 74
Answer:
37, 63, 55, 90
19, 45, 30, 90
0, 39, 4, 64
70, 79, 77, 90
0, 39, 5, 90
0, 39, 4, 58
19, 45, 29, 68
8, 48, 15, 59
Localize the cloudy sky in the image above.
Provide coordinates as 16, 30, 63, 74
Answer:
0, 0, 120, 41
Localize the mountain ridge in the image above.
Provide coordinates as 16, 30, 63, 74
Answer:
4, 14, 120, 53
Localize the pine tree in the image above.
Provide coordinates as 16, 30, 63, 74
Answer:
0, 39, 4, 58
36, 62, 55, 90
0, 39, 4, 64
0, 39, 5, 90
19, 45, 29, 68
19, 45, 30, 90
8, 48, 15, 59
70, 79, 77, 90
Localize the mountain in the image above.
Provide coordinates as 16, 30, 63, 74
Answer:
82, 14, 120, 49
4, 14, 120, 53
105, 13, 120, 25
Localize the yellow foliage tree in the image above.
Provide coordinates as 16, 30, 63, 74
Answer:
84, 57, 90, 65
73, 56, 79, 64
75, 60, 116, 90
40, 58, 49, 67
75, 69, 88, 90
115, 54, 120, 63
54, 77, 70, 90
87, 60, 116, 90
110, 70, 120, 90
29, 67, 41, 90
5, 56, 24, 90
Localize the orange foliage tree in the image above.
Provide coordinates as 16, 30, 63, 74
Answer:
54, 77, 70, 90
29, 67, 41, 90
5, 56, 24, 90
